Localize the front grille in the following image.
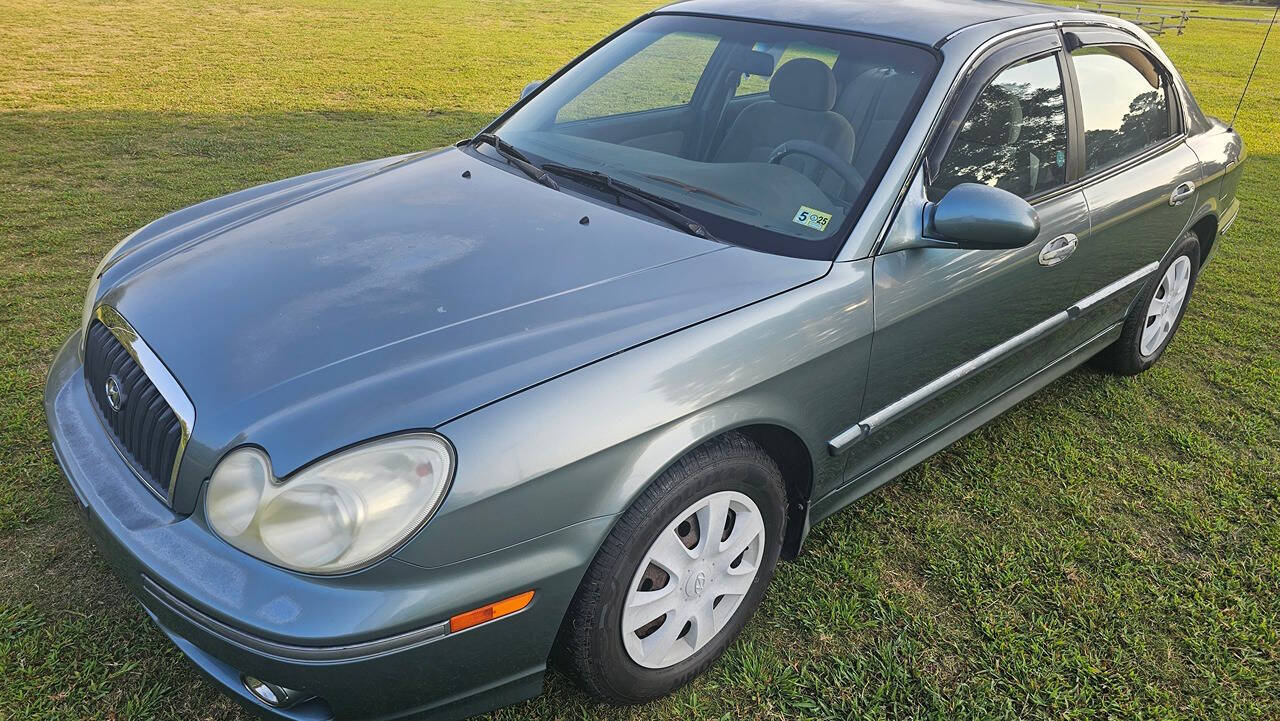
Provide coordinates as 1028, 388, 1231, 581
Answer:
84, 320, 183, 499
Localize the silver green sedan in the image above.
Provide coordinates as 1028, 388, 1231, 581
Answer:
44, 0, 1244, 719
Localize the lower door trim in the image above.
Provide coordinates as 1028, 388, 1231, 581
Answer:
828, 261, 1158, 456
812, 319, 1124, 524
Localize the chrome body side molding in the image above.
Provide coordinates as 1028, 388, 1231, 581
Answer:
828, 262, 1159, 456
1067, 262, 1161, 317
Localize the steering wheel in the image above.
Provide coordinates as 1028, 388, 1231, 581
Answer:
768, 140, 866, 197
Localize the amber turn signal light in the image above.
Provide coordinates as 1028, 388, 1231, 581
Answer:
449, 590, 535, 633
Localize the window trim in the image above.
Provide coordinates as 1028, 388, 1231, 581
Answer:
1057, 42, 1086, 184
925, 30, 1073, 203
1064, 38, 1183, 180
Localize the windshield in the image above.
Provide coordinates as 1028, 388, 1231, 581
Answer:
489, 14, 938, 260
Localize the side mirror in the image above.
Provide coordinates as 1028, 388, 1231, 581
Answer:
926, 183, 1040, 249
520, 80, 543, 100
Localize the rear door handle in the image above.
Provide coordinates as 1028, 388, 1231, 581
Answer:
1038, 233, 1078, 267
1169, 181, 1196, 206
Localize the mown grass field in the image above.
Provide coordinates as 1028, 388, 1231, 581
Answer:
1, 1, 1277, 719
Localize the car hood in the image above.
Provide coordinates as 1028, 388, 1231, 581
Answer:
96, 147, 828, 506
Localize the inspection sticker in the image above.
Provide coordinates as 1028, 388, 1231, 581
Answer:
793, 206, 832, 231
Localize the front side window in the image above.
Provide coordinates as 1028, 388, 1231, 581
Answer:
491, 15, 938, 260
1071, 45, 1173, 172
934, 54, 1068, 199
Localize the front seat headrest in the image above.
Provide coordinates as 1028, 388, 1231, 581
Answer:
959, 85, 1023, 146
770, 57, 837, 111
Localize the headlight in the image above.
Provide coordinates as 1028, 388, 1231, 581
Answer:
206, 433, 454, 574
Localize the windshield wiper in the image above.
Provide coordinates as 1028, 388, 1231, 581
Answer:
469, 133, 559, 190
638, 173, 757, 213
541, 163, 716, 241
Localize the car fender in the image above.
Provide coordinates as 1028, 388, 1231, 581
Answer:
399, 260, 877, 568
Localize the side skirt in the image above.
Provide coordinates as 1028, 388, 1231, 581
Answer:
807, 321, 1123, 527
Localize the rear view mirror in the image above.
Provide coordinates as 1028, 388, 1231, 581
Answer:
926, 183, 1040, 249
740, 50, 776, 79
520, 80, 543, 100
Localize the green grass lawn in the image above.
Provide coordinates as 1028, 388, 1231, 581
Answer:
2, 1, 1277, 719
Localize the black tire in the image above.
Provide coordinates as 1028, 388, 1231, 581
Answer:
554, 432, 786, 704
1091, 231, 1201, 376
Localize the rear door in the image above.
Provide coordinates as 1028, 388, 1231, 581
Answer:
1059, 30, 1201, 346
841, 32, 1089, 479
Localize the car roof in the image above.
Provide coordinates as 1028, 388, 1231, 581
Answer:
657, 0, 1099, 47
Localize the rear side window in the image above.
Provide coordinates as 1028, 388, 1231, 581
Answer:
934, 53, 1069, 199
556, 32, 720, 123
1071, 45, 1173, 172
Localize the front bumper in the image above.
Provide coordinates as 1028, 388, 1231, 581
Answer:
44, 331, 610, 721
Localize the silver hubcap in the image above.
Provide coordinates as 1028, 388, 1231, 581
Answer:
621, 490, 765, 669
1141, 256, 1192, 357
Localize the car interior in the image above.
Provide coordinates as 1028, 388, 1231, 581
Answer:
550, 46, 924, 202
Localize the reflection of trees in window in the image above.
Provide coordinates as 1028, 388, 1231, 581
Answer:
1084, 90, 1168, 170
937, 78, 1066, 198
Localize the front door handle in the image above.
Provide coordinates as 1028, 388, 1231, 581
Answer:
1038, 233, 1078, 267
1169, 180, 1196, 206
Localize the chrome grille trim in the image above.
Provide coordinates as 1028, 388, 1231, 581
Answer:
86, 305, 195, 503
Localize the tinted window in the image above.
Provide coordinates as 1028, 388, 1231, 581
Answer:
935, 54, 1068, 198
557, 32, 719, 123
1071, 45, 1172, 171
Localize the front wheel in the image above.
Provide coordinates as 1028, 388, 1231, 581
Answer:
1092, 231, 1201, 375
554, 432, 786, 704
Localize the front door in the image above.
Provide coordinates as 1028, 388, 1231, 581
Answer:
843, 35, 1089, 484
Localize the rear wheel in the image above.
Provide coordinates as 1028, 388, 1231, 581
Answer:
1092, 231, 1200, 375
555, 432, 786, 704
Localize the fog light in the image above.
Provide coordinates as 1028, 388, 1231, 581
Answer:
242, 675, 309, 708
